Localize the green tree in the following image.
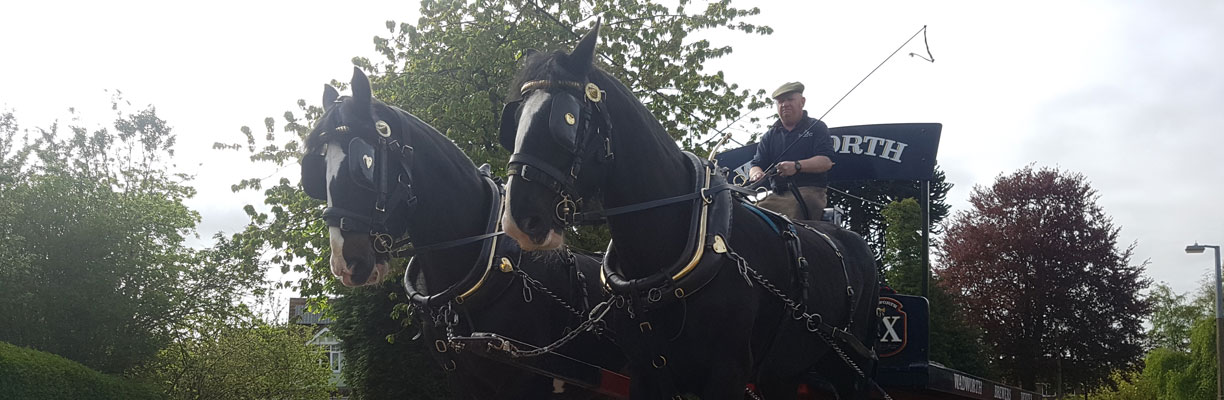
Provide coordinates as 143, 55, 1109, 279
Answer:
331, 281, 451, 400
1092, 322, 1213, 400
1170, 318, 1217, 399
1093, 281, 1218, 399
1147, 283, 1209, 352
215, 0, 773, 394
139, 315, 334, 400
881, 198, 991, 377
829, 166, 953, 262
0, 104, 264, 374
881, 199, 925, 293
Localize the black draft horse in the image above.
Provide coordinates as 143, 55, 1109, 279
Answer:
300, 68, 622, 399
499, 24, 880, 399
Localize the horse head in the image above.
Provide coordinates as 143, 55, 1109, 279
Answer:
499, 22, 618, 250
300, 67, 412, 287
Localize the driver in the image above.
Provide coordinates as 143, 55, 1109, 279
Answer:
748, 82, 835, 220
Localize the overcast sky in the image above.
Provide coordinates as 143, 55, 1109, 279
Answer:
3, 1, 1221, 297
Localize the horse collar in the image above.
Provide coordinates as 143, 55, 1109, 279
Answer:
403, 173, 514, 309
601, 152, 735, 308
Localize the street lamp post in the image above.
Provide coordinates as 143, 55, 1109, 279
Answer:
1187, 243, 1223, 400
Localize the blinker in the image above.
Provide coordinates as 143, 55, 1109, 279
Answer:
498, 101, 521, 151
301, 152, 328, 200
347, 137, 377, 190
549, 93, 581, 151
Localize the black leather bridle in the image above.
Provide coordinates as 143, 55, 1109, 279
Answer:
499, 80, 614, 225
302, 115, 418, 254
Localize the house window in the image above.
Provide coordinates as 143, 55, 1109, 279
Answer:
322, 344, 343, 372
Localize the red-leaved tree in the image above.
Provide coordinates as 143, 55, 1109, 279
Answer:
937, 166, 1150, 392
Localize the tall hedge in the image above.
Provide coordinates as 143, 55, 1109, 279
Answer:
0, 341, 159, 400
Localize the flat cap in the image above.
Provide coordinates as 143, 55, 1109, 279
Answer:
772, 82, 804, 99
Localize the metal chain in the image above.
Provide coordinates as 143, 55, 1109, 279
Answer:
504, 297, 618, 358
726, 250, 808, 319
745, 386, 763, 400
819, 329, 867, 383
429, 254, 613, 358
516, 269, 587, 320
441, 303, 460, 340
725, 249, 892, 400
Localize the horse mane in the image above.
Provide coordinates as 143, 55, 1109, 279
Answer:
508, 51, 682, 157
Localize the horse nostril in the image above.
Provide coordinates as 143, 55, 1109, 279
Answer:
521, 216, 544, 233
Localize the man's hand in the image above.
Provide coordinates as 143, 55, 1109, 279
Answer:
777, 161, 799, 177
748, 166, 765, 182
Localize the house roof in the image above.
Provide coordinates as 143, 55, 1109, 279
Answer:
288, 298, 334, 325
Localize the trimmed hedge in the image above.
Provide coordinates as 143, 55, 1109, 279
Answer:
0, 341, 160, 399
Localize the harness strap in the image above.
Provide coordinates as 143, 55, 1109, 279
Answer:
784, 225, 810, 302
809, 227, 858, 327
741, 203, 781, 234
634, 319, 687, 400
507, 153, 578, 209
391, 231, 503, 258
575, 181, 747, 223
833, 327, 877, 361
322, 207, 377, 232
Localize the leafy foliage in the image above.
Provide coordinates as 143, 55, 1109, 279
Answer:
213, 105, 334, 297
1092, 319, 1216, 400
1091, 281, 1217, 399
138, 316, 334, 400
882, 199, 925, 292
937, 165, 1151, 391
331, 278, 451, 400
0, 104, 264, 374
829, 166, 952, 264
0, 341, 159, 400
1176, 318, 1219, 398
1147, 282, 1210, 352
882, 198, 991, 377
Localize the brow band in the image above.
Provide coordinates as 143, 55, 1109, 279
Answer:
520, 80, 584, 95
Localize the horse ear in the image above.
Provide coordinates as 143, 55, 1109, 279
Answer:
519, 48, 539, 61
351, 67, 373, 112
322, 85, 340, 112
566, 20, 600, 75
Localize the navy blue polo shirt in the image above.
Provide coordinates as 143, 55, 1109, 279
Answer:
750, 112, 834, 189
